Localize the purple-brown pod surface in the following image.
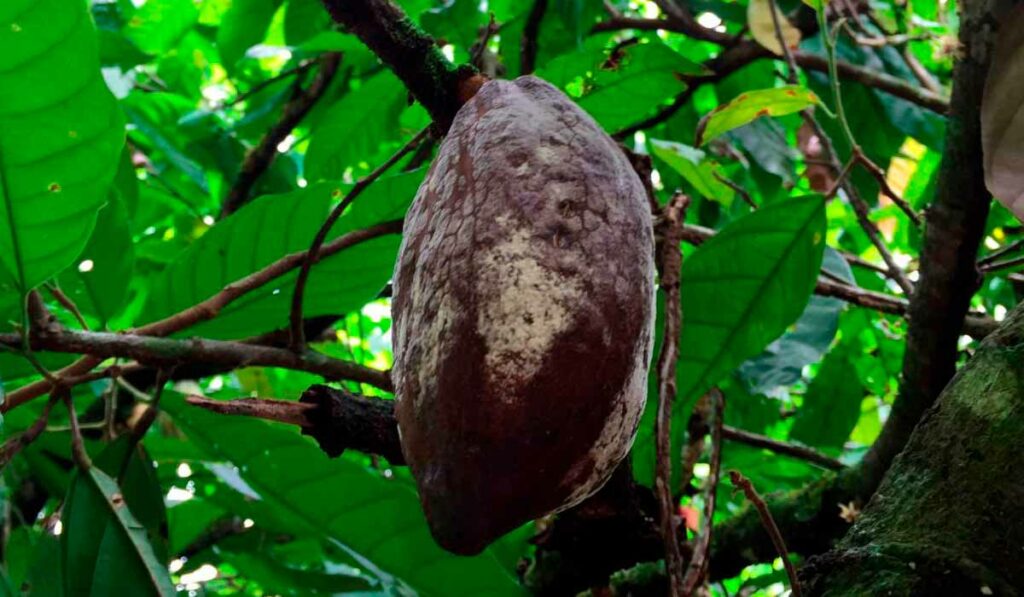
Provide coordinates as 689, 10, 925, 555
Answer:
392, 75, 655, 555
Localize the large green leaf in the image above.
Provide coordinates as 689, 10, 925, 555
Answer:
0, 0, 125, 303
161, 392, 527, 596
571, 42, 707, 132
739, 247, 852, 393
122, 0, 198, 55
217, 0, 285, 70
140, 171, 423, 339
696, 85, 822, 146
678, 195, 826, 416
61, 467, 175, 596
790, 350, 863, 450
633, 195, 827, 485
304, 71, 408, 183
56, 192, 134, 327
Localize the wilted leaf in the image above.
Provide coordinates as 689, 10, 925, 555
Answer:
697, 86, 822, 146
981, 5, 1024, 221
748, 0, 801, 56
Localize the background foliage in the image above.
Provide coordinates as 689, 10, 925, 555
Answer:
0, 0, 1016, 595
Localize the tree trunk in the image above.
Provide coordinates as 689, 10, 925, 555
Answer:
800, 301, 1024, 595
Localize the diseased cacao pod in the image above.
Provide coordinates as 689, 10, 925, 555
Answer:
392, 75, 655, 555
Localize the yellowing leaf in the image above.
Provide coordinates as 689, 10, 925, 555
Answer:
981, 5, 1024, 221
748, 0, 801, 56
696, 86, 822, 146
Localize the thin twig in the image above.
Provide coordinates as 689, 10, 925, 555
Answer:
853, 149, 921, 225
124, 369, 170, 454
44, 283, 89, 330
712, 172, 756, 209
979, 254, 1024, 274
0, 328, 392, 392
767, 0, 800, 85
729, 470, 802, 596
222, 60, 318, 109
470, 14, 499, 70
655, 193, 690, 596
221, 52, 342, 217
0, 393, 59, 471
978, 238, 1024, 267
722, 425, 844, 470
62, 389, 92, 470
679, 394, 711, 494
3, 220, 403, 412
289, 127, 429, 350
186, 395, 315, 427
680, 388, 725, 595
824, 156, 856, 199
520, 0, 548, 75
804, 114, 915, 296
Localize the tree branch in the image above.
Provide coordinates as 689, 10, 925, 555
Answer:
722, 425, 844, 471
0, 328, 391, 392
186, 384, 403, 464
520, 0, 548, 75
654, 194, 690, 594
221, 53, 343, 218
318, 0, 479, 131
1, 220, 403, 412
857, 0, 995, 496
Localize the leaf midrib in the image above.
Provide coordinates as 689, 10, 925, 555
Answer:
679, 199, 824, 406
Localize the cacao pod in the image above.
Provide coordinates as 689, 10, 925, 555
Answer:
392, 75, 655, 555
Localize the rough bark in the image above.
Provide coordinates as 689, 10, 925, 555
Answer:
800, 300, 1024, 595
318, 0, 476, 131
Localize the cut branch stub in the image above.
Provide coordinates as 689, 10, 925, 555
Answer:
392, 76, 655, 555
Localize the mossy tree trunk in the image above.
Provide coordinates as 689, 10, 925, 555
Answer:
800, 301, 1024, 595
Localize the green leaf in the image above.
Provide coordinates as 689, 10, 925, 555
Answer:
94, 438, 170, 563
122, 0, 199, 55
696, 85, 822, 146
57, 192, 135, 327
739, 247, 851, 393
0, 0, 125, 300
217, 0, 285, 70
217, 548, 375, 594
305, 71, 408, 182
140, 171, 423, 339
649, 139, 736, 206
283, 0, 332, 46
23, 532, 63, 596
678, 195, 826, 408
633, 195, 827, 485
420, 0, 483, 49
161, 392, 527, 596
577, 43, 707, 131
790, 350, 863, 449
61, 467, 175, 596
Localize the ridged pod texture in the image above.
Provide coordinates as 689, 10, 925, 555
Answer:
392, 76, 655, 555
